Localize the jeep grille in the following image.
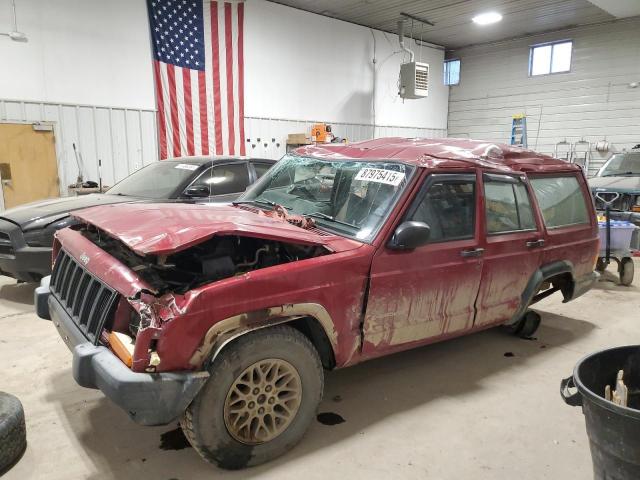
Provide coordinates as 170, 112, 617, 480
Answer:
50, 249, 119, 344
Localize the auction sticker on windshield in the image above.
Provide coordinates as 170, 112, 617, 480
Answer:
175, 164, 199, 171
355, 168, 405, 186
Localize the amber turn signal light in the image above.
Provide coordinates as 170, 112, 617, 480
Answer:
108, 331, 135, 368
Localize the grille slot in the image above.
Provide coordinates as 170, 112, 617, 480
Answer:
415, 66, 429, 90
0, 232, 14, 256
50, 250, 119, 344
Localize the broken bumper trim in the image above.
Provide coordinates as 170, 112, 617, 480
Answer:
71, 343, 209, 426
570, 271, 599, 301
37, 278, 209, 426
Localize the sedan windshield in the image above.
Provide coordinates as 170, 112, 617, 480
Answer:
240, 154, 414, 242
106, 161, 200, 198
598, 153, 640, 177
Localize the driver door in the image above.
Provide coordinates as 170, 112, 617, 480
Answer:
362, 173, 484, 357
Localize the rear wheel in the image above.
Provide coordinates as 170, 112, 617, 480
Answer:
504, 310, 541, 339
518, 311, 541, 338
620, 258, 634, 286
181, 325, 323, 470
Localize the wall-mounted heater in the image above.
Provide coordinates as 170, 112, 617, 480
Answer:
399, 61, 429, 99
397, 20, 428, 99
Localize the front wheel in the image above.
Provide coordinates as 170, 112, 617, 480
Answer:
181, 325, 323, 470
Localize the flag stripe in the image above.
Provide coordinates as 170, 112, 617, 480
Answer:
167, 64, 180, 158
175, 66, 187, 156
182, 68, 194, 156
211, 2, 223, 155
224, 3, 235, 155
217, 1, 229, 156
198, 70, 209, 155
202, 0, 213, 156
161, 62, 174, 158
237, 2, 246, 156
153, 60, 168, 160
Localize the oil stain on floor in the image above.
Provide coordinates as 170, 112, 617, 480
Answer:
317, 412, 346, 425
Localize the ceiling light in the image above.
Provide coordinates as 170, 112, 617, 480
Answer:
472, 12, 503, 25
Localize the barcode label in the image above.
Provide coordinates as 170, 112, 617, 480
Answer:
355, 168, 405, 186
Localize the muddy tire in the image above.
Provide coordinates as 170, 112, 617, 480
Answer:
504, 310, 541, 339
0, 392, 26, 475
180, 325, 323, 470
517, 311, 541, 338
620, 258, 634, 286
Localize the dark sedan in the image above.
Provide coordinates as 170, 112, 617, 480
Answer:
0, 156, 275, 282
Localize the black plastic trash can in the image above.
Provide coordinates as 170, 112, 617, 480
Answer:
561, 345, 640, 480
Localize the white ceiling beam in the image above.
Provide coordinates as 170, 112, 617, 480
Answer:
587, 0, 640, 18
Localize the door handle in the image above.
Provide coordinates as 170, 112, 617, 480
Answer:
526, 239, 545, 248
461, 248, 484, 258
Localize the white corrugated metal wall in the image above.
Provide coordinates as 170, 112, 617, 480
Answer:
0, 99, 158, 192
447, 17, 640, 176
244, 116, 446, 159
0, 98, 446, 198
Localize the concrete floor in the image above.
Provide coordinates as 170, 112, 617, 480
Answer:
1, 261, 638, 480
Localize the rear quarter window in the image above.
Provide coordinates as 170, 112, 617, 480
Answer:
529, 175, 590, 228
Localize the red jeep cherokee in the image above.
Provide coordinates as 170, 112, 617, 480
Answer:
35, 138, 598, 469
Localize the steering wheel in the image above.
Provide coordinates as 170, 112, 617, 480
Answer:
286, 176, 322, 200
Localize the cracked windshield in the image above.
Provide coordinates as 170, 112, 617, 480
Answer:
240, 155, 414, 241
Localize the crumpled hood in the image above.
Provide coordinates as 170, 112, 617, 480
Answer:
71, 203, 363, 255
0, 193, 139, 231
589, 176, 640, 193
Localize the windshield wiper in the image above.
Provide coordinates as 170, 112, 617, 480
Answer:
306, 212, 356, 228
232, 199, 283, 209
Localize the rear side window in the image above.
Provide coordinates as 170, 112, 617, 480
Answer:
484, 177, 536, 234
409, 179, 476, 242
529, 176, 589, 228
191, 163, 250, 196
253, 162, 272, 179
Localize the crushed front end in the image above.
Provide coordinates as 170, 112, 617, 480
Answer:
35, 211, 336, 425
35, 227, 211, 426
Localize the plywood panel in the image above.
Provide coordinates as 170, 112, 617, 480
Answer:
0, 123, 59, 208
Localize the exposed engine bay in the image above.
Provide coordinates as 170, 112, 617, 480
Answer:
78, 224, 330, 294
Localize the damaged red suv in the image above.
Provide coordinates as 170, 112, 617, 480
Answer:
35, 138, 598, 469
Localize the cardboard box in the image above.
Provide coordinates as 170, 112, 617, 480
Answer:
287, 133, 311, 145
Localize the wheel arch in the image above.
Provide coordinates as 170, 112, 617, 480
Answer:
189, 303, 338, 370
508, 260, 576, 325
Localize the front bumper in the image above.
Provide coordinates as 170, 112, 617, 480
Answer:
35, 277, 209, 426
0, 219, 52, 282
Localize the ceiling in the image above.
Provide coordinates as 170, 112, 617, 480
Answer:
269, 0, 640, 49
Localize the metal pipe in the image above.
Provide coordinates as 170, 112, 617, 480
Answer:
11, 0, 18, 31
397, 21, 414, 63
400, 12, 434, 27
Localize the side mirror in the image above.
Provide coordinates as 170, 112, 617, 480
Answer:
389, 221, 431, 250
184, 185, 210, 198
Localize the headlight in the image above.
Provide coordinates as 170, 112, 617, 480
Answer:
24, 217, 77, 247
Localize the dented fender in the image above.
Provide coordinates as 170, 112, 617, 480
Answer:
189, 303, 340, 368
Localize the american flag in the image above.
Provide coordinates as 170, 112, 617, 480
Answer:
147, 0, 245, 159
